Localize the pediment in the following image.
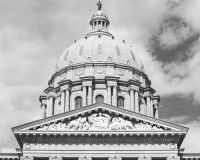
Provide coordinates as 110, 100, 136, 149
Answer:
12, 103, 188, 133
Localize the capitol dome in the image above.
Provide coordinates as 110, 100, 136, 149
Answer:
55, 34, 144, 73
42, 2, 159, 119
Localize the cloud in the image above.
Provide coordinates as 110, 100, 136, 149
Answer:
165, 115, 189, 124
181, 117, 200, 153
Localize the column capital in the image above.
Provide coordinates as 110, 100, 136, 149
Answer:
58, 80, 72, 89
128, 85, 139, 91
128, 79, 141, 87
47, 92, 56, 98
81, 76, 94, 87
39, 95, 47, 104
153, 95, 160, 103
144, 87, 156, 95
61, 85, 71, 91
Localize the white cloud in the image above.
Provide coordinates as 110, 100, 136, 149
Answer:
181, 117, 200, 153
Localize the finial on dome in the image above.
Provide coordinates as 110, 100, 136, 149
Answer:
97, 1, 102, 10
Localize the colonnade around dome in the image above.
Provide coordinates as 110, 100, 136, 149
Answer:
40, 62, 160, 119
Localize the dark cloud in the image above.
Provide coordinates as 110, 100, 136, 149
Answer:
148, 16, 199, 63
166, 0, 186, 9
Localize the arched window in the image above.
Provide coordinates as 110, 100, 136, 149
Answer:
117, 96, 124, 108
96, 95, 104, 103
75, 96, 82, 109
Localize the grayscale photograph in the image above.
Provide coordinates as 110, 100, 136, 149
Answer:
0, 0, 200, 159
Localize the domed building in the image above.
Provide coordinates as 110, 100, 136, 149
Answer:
40, 2, 158, 118
1, 2, 199, 160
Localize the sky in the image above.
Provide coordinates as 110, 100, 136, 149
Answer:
0, 0, 200, 153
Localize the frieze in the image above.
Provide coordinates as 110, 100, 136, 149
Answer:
94, 67, 105, 74
115, 68, 125, 77
74, 68, 85, 77
23, 143, 177, 150
21, 137, 179, 144
37, 112, 163, 131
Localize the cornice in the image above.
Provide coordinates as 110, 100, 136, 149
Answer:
144, 87, 156, 95
12, 103, 189, 132
44, 86, 55, 95
39, 95, 46, 103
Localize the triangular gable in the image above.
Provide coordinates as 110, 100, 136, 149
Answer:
12, 102, 188, 132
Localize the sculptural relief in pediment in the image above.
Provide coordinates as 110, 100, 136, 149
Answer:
36, 112, 165, 131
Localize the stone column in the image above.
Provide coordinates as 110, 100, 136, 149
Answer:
46, 98, 49, 117
61, 90, 65, 113
135, 90, 139, 113
41, 104, 46, 118
108, 156, 122, 160
113, 86, 117, 106
107, 86, 111, 104
154, 104, 159, 118
83, 86, 87, 106
65, 89, 70, 111
150, 98, 153, 117
88, 85, 92, 105
147, 96, 151, 116
130, 89, 134, 111
49, 96, 53, 116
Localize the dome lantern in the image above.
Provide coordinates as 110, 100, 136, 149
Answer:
90, 1, 110, 32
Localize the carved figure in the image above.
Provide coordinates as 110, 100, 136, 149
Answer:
37, 125, 49, 130
48, 123, 57, 130
109, 117, 134, 130
66, 117, 84, 130
88, 113, 111, 130
35, 112, 164, 131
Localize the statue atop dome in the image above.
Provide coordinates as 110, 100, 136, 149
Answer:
97, 1, 102, 10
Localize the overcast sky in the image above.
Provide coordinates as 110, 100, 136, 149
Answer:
0, 0, 200, 153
